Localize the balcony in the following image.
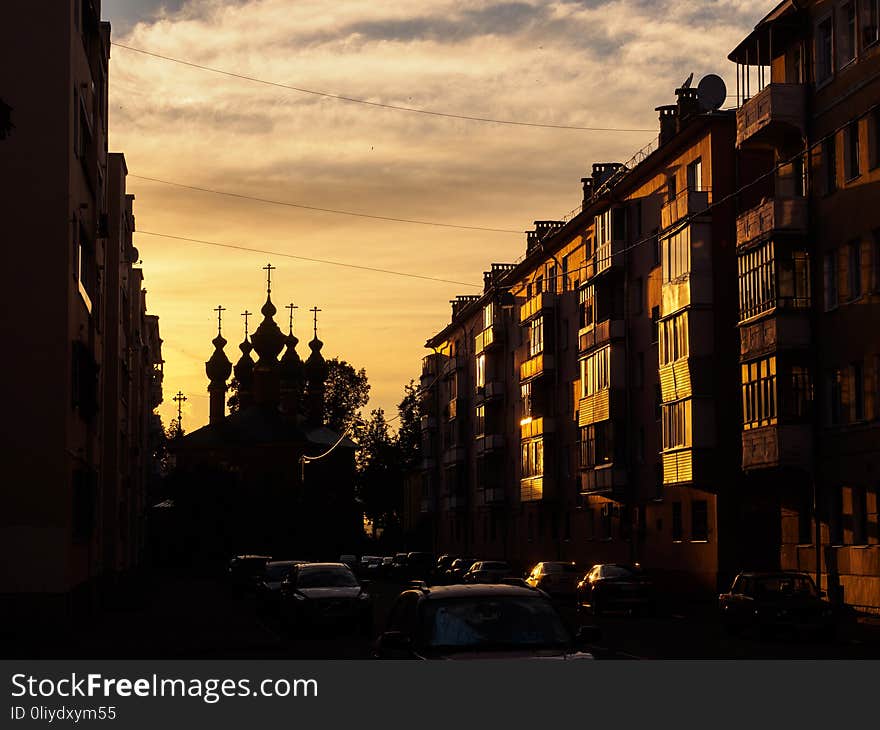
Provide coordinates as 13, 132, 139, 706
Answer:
442, 446, 466, 466
446, 398, 459, 420
520, 476, 545, 503
661, 188, 710, 230
475, 434, 504, 454
662, 450, 694, 486
520, 291, 556, 323
659, 360, 693, 404
736, 197, 808, 247
739, 311, 812, 360
521, 417, 555, 440
421, 353, 441, 381
578, 391, 610, 427
578, 319, 624, 354
580, 464, 627, 496
520, 352, 554, 382
742, 424, 812, 472
481, 381, 505, 401
475, 324, 504, 354
477, 486, 506, 506
736, 83, 806, 149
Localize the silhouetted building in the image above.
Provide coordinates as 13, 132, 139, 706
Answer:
0, 1, 163, 625
170, 274, 359, 561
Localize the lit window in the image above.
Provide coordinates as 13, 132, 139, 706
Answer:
742, 357, 777, 430
661, 400, 690, 449
579, 346, 611, 398
659, 312, 689, 366
661, 228, 690, 283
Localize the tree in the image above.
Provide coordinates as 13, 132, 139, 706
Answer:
396, 380, 422, 471
356, 408, 402, 531
226, 377, 240, 413
324, 358, 370, 433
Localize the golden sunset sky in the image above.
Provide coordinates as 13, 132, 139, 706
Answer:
101, 0, 767, 431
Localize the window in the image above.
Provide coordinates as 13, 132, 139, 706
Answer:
651, 306, 660, 344
828, 368, 844, 425
661, 401, 689, 450
661, 227, 690, 282
686, 158, 703, 192
475, 405, 485, 437
595, 210, 612, 271
871, 109, 880, 170
778, 249, 812, 310
863, 0, 880, 47
561, 255, 570, 292
521, 382, 533, 419
482, 302, 494, 331
691, 501, 708, 541
579, 422, 614, 468
76, 223, 96, 314
844, 121, 860, 181
548, 265, 557, 294
824, 251, 839, 310
839, 2, 857, 67
816, 16, 834, 84
847, 240, 862, 300
851, 362, 865, 422
579, 284, 595, 330
580, 346, 611, 398
789, 366, 814, 420
528, 316, 544, 357
521, 439, 544, 478
659, 312, 689, 366
738, 242, 775, 320
742, 357, 777, 430
475, 354, 486, 391
671, 503, 683, 541
666, 174, 677, 203
823, 136, 837, 194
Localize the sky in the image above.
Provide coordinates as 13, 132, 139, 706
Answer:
100, 0, 768, 432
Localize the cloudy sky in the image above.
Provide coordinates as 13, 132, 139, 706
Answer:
100, 0, 767, 431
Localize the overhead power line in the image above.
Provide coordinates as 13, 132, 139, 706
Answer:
111, 43, 656, 133
128, 174, 523, 234
134, 230, 482, 288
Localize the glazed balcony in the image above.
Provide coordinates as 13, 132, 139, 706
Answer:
446, 397, 459, 421
475, 324, 505, 354
521, 416, 555, 440
520, 352, 555, 382
478, 381, 505, 401
475, 434, 505, 454
578, 391, 611, 427
739, 311, 812, 360
420, 414, 438, 432
442, 491, 468, 511
441, 446, 466, 467
578, 319, 624, 354
580, 464, 627, 496
421, 353, 442, 381
736, 197, 807, 246
520, 475, 551, 503
736, 83, 806, 149
520, 292, 556, 323
477, 486, 506, 506
661, 188, 710, 231
742, 424, 812, 471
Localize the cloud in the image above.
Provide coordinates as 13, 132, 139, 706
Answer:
101, 0, 767, 429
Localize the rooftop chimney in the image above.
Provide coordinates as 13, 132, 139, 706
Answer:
675, 86, 701, 130
656, 104, 678, 146
581, 177, 594, 207
526, 221, 564, 254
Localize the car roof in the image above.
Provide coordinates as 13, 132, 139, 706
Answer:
739, 570, 813, 578
411, 584, 546, 600
267, 559, 308, 566
232, 554, 272, 560
297, 562, 352, 570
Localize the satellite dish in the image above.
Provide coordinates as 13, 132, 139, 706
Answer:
697, 74, 727, 111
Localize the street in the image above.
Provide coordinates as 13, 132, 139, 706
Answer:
5, 568, 880, 660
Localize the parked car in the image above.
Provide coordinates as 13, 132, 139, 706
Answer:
718, 571, 837, 639
379, 556, 395, 578
463, 561, 514, 584
390, 553, 410, 580
279, 563, 373, 635
444, 557, 478, 584
373, 584, 599, 660
405, 552, 435, 582
227, 554, 272, 595
433, 555, 456, 584
524, 562, 581, 598
256, 559, 310, 612
576, 563, 656, 615
358, 555, 383, 578
338, 554, 358, 570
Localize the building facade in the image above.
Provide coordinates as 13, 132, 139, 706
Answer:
413, 0, 880, 609
0, 1, 163, 624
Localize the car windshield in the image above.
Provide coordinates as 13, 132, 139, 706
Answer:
421, 596, 572, 651
543, 563, 578, 574
603, 565, 643, 579
297, 567, 359, 588
481, 562, 510, 571
755, 575, 818, 598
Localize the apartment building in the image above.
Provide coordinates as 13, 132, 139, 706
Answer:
0, 1, 163, 624
730, 0, 880, 610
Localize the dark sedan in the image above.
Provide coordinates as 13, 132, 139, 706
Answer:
444, 557, 478, 585
719, 571, 836, 639
227, 554, 272, 595
279, 563, 373, 635
373, 584, 599, 660
256, 559, 310, 612
576, 563, 655, 616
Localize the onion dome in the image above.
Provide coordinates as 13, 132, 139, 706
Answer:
280, 331, 304, 383
234, 337, 255, 386
250, 295, 286, 365
305, 333, 328, 380
206, 332, 232, 385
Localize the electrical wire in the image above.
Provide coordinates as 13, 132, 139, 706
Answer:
134, 230, 483, 288
111, 42, 656, 133
127, 174, 523, 234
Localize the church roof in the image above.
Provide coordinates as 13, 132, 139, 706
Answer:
175, 405, 355, 451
